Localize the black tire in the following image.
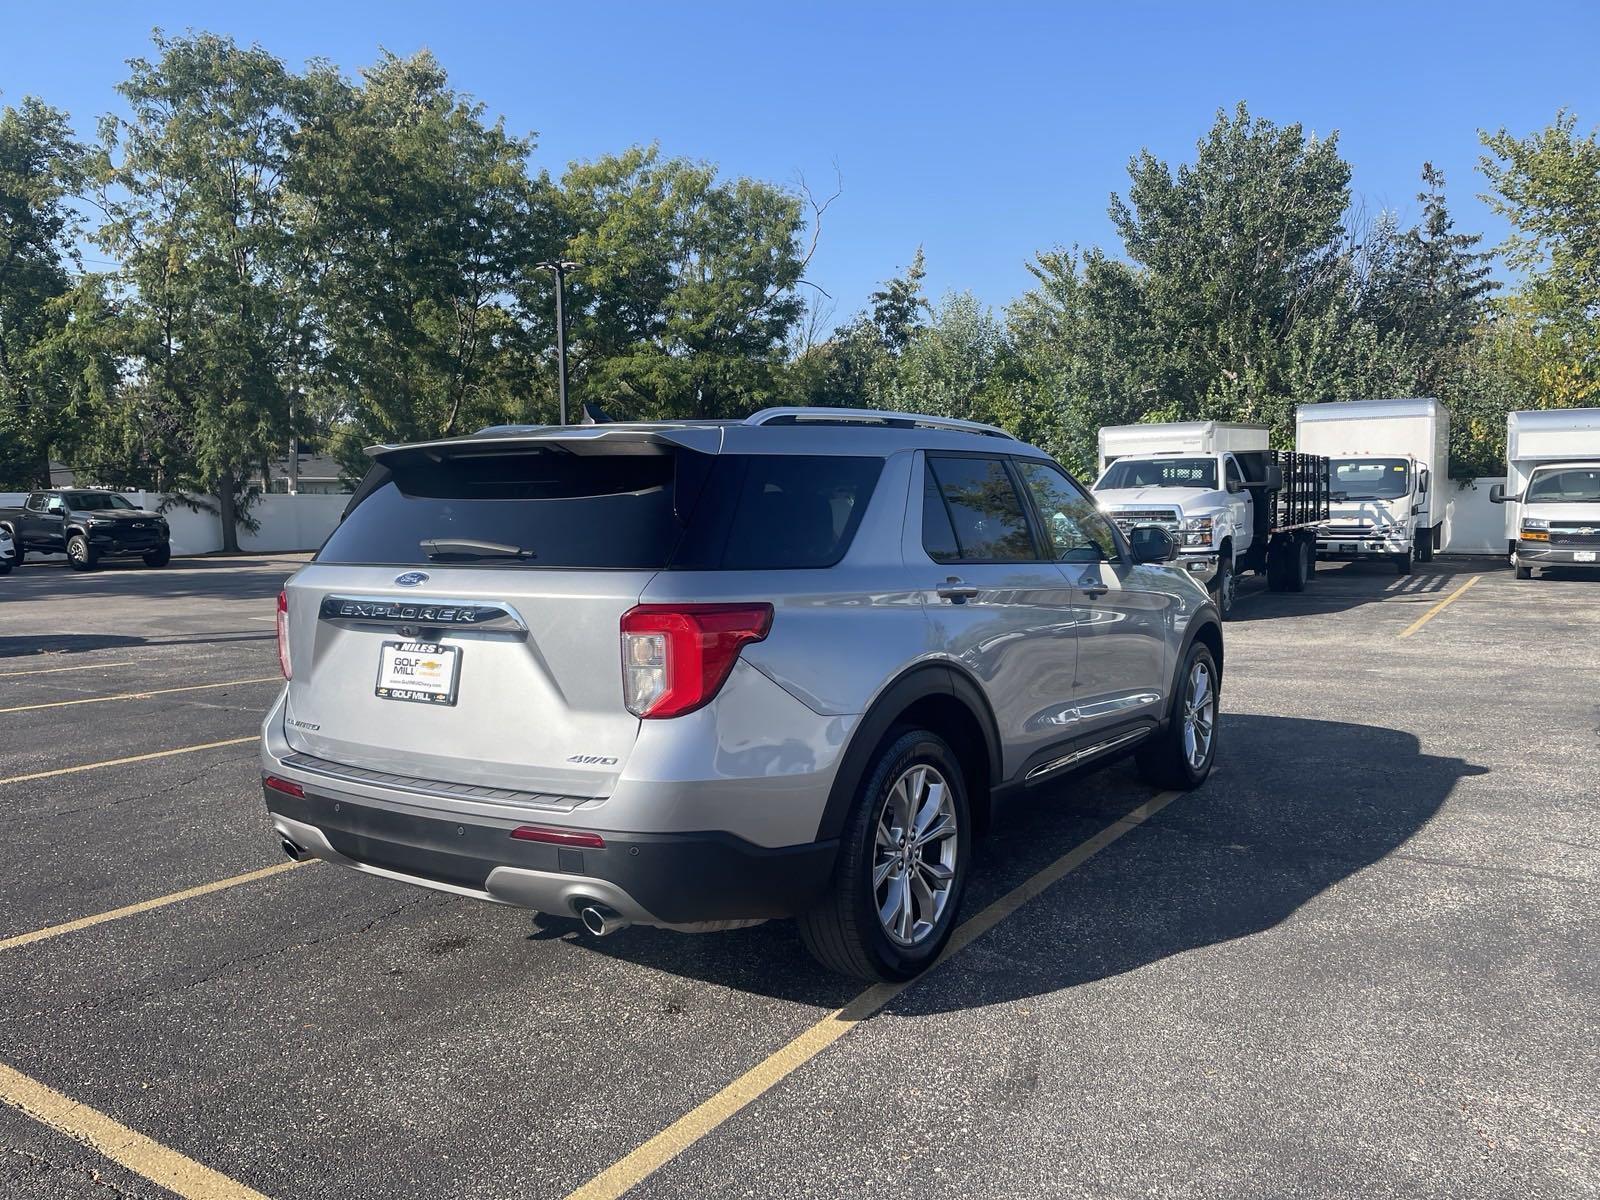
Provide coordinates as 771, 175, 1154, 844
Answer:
1395, 548, 1413, 576
1515, 562, 1533, 580
1212, 555, 1236, 620
142, 543, 171, 568
1137, 640, 1220, 790
0, 555, 10, 576
798, 729, 971, 982
67, 533, 96, 571
1286, 536, 1311, 593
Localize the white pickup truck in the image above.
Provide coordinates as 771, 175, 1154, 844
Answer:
1490, 407, 1600, 580
1092, 421, 1329, 618
1295, 398, 1450, 575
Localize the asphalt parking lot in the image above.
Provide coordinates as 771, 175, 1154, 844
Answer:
1, 553, 1595, 1200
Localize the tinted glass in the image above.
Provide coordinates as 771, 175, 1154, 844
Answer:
921, 472, 960, 563
710, 455, 883, 570
926, 456, 1037, 562
319, 448, 692, 569
1097, 457, 1219, 490
1017, 461, 1118, 563
1224, 457, 1242, 487
321, 448, 882, 571
66, 493, 135, 511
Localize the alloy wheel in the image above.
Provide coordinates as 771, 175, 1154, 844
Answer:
872, 764, 958, 947
1183, 660, 1216, 771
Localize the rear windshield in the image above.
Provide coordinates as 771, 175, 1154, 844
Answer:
318, 447, 883, 570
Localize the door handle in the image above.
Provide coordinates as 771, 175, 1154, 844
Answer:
1082, 586, 1109, 599
936, 578, 980, 603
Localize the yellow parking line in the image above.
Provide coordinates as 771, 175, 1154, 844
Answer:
563, 789, 1183, 1200
0, 859, 310, 954
0, 1060, 270, 1200
1397, 574, 1482, 639
0, 659, 145, 679
0, 736, 257, 787
0, 676, 280, 715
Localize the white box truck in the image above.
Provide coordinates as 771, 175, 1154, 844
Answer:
1489, 407, 1600, 580
1093, 421, 1329, 618
1294, 398, 1449, 574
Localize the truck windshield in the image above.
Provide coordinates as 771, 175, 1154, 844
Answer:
64, 493, 136, 511
1526, 466, 1600, 503
1096, 457, 1217, 489
1330, 458, 1409, 501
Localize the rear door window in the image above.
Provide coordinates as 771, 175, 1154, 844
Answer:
319, 447, 696, 569
924, 455, 1039, 562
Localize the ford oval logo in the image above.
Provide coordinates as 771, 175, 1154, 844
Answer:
394, 571, 430, 587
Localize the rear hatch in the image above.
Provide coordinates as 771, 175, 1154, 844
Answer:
280, 428, 721, 798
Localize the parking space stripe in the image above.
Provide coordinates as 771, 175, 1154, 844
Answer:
563, 789, 1183, 1200
0, 660, 146, 679
0, 736, 257, 787
1397, 574, 1482, 639
0, 676, 280, 715
0, 860, 310, 954
0, 1060, 270, 1200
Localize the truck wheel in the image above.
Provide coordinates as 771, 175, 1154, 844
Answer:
1395, 549, 1413, 576
1212, 557, 1236, 619
142, 544, 171, 568
1515, 562, 1533, 580
1286, 536, 1312, 592
0, 554, 10, 576
67, 533, 97, 572
1137, 640, 1220, 790
798, 728, 970, 982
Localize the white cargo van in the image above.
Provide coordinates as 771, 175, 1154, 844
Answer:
1093, 421, 1329, 618
1490, 408, 1600, 580
1295, 398, 1449, 575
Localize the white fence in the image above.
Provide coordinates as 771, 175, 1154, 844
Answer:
1441, 477, 1507, 556
0, 491, 347, 557
3, 478, 1511, 559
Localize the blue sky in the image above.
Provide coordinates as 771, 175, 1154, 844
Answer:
4, 1, 1597, 323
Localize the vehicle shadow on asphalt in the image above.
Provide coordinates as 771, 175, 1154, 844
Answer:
0, 632, 276, 658
563, 714, 1486, 1013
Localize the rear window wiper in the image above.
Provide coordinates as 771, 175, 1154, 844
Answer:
420, 538, 537, 561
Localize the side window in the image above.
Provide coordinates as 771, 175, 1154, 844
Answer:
25, 495, 41, 512
921, 472, 960, 563
924, 455, 1037, 562
1016, 461, 1120, 564
1224, 457, 1242, 490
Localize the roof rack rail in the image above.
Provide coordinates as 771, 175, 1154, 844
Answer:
743, 406, 1017, 440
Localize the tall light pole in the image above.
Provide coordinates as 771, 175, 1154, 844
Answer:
536, 259, 580, 425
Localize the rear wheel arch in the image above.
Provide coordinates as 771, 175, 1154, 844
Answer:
817, 663, 1001, 842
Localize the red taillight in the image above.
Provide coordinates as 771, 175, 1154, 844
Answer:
263, 774, 304, 798
275, 589, 292, 680
620, 603, 774, 719
509, 825, 606, 848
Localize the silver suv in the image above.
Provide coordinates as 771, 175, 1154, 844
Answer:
261, 408, 1222, 980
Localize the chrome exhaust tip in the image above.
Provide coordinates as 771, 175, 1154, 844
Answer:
279, 837, 305, 862
578, 903, 629, 937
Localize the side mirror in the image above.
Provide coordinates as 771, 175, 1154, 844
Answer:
1225, 479, 1242, 494
1418, 468, 1430, 497
1260, 465, 1283, 491
1128, 525, 1177, 565
1489, 483, 1517, 504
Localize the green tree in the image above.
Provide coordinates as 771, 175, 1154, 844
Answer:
290, 50, 549, 468
0, 97, 89, 488
95, 32, 300, 548
549, 145, 811, 419
1480, 110, 1600, 408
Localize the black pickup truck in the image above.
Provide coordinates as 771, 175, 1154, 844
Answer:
0, 490, 171, 570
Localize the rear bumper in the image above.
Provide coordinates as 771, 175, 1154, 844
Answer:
265, 784, 836, 928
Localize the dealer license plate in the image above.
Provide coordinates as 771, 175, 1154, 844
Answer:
375, 640, 461, 706
1575, 550, 1597, 563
